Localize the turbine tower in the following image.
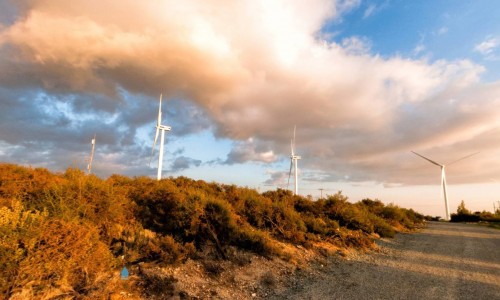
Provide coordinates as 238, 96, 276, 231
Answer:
412, 151, 479, 221
287, 126, 301, 195
87, 134, 96, 174
150, 94, 171, 180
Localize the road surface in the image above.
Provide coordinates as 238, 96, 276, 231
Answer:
270, 222, 500, 300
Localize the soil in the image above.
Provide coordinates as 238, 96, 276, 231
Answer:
116, 222, 500, 299
269, 221, 500, 300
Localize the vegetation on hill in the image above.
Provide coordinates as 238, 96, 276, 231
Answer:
0, 163, 424, 298
450, 200, 500, 223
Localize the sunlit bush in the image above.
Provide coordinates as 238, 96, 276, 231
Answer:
0, 201, 114, 298
0, 163, 426, 297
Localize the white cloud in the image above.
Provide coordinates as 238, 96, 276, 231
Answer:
336, 0, 362, 15
363, 4, 376, 18
413, 44, 426, 55
437, 27, 448, 35
362, 1, 389, 19
225, 138, 278, 164
341, 36, 372, 55
474, 36, 499, 58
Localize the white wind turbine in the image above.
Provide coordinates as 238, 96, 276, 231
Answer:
412, 151, 479, 221
149, 94, 171, 180
87, 134, 96, 174
287, 126, 301, 195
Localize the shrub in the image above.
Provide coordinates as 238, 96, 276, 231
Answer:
11, 219, 114, 298
189, 198, 239, 258
0, 200, 49, 297
324, 195, 374, 234
0, 163, 428, 297
233, 226, 280, 257
370, 215, 396, 238
450, 213, 481, 222
131, 178, 193, 239
269, 201, 307, 243
238, 193, 273, 229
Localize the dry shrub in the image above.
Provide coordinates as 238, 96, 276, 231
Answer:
234, 226, 281, 257
1, 163, 429, 299
11, 219, 114, 298
0, 199, 48, 298
122, 229, 195, 266
333, 229, 374, 249
370, 215, 396, 238
239, 194, 273, 229
269, 202, 307, 243
325, 197, 374, 234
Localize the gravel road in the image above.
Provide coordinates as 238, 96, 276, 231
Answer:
270, 222, 500, 300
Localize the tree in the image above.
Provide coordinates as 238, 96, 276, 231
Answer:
456, 200, 471, 215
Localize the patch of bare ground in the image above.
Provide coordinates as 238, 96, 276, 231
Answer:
110, 240, 358, 299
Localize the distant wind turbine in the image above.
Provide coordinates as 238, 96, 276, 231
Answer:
87, 134, 96, 174
287, 126, 301, 195
149, 94, 171, 180
412, 151, 479, 220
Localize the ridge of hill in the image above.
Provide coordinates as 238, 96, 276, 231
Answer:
0, 163, 425, 299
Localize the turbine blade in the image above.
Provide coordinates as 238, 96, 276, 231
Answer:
448, 152, 480, 166
293, 125, 296, 146
290, 139, 294, 156
157, 94, 162, 126
411, 151, 442, 167
287, 160, 293, 189
149, 128, 160, 165
293, 125, 297, 151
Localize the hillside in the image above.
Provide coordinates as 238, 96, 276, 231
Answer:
0, 163, 424, 299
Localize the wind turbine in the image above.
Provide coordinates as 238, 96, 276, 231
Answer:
149, 94, 171, 180
87, 134, 96, 174
412, 151, 479, 221
287, 126, 301, 195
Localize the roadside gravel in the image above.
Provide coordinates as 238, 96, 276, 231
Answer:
269, 222, 500, 300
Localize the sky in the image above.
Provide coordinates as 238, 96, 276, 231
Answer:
0, 0, 499, 217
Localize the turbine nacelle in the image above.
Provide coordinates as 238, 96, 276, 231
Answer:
157, 125, 172, 131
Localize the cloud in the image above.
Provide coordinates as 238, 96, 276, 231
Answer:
362, 1, 389, 19
413, 44, 426, 55
337, 0, 361, 14
474, 36, 499, 59
169, 156, 202, 172
437, 27, 448, 35
0, 0, 499, 186
363, 4, 376, 18
341, 36, 372, 55
224, 138, 278, 165
263, 169, 289, 187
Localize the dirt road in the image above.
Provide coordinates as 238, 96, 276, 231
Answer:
270, 222, 500, 300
